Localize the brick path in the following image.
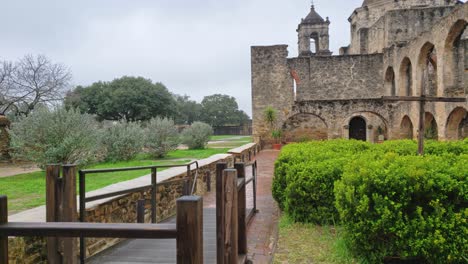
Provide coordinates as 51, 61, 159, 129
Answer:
203, 150, 281, 263
245, 150, 280, 263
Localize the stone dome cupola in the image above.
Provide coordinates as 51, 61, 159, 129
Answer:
297, 4, 332, 56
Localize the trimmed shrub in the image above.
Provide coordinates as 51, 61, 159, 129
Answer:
145, 117, 179, 158
273, 139, 371, 223
101, 120, 144, 162
334, 153, 468, 263
181, 122, 213, 149
9, 107, 100, 167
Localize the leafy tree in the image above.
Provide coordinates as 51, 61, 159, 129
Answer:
8, 107, 100, 167
145, 117, 179, 158
200, 94, 250, 127
181, 122, 213, 149
0, 55, 72, 116
101, 120, 144, 162
65, 76, 176, 121
173, 94, 202, 125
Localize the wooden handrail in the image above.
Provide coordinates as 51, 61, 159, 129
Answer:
0, 222, 177, 239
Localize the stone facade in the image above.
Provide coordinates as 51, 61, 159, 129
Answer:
251, 1, 467, 143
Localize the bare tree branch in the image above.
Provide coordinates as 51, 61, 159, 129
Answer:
0, 54, 72, 116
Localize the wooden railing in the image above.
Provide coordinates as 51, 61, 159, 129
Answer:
77, 161, 199, 262
216, 162, 258, 264
0, 195, 203, 264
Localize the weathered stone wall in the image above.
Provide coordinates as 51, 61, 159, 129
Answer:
289, 54, 384, 100
348, 0, 460, 54
367, 6, 456, 54
251, 45, 294, 142
7, 144, 259, 263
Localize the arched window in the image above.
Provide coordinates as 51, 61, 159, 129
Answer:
419, 42, 437, 96
444, 20, 467, 96
385, 67, 396, 96
399, 58, 413, 96
310, 33, 319, 54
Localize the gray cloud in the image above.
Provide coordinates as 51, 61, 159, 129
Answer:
0, 0, 389, 116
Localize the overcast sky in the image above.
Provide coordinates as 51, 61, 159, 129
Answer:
0, 0, 375, 116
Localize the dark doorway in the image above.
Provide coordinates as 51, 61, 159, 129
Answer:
349, 117, 367, 141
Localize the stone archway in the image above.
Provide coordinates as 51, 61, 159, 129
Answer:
399, 57, 413, 96
424, 112, 439, 140
444, 19, 467, 96
349, 116, 366, 141
419, 42, 438, 96
400, 115, 414, 139
283, 113, 328, 142
446, 107, 467, 140
385, 67, 396, 96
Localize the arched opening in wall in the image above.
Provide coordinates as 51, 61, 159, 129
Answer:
283, 113, 328, 142
444, 19, 467, 97
349, 116, 366, 141
400, 115, 414, 139
424, 112, 438, 140
446, 107, 467, 140
385, 67, 396, 96
419, 42, 438, 96
310, 33, 319, 54
399, 57, 413, 96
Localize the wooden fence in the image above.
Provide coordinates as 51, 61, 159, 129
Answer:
0, 160, 258, 263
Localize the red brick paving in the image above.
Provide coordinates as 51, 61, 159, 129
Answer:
200, 150, 280, 263
245, 150, 280, 263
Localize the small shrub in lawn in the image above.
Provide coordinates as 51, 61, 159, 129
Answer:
101, 120, 144, 162
181, 122, 213, 149
334, 153, 467, 263
145, 117, 179, 158
9, 107, 100, 167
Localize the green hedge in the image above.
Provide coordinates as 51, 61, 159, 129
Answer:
272, 139, 467, 262
273, 139, 371, 222
335, 153, 467, 263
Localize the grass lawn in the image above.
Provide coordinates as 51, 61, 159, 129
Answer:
274, 214, 357, 264
0, 138, 253, 215
0, 158, 190, 215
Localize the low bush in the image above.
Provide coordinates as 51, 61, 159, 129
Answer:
101, 120, 144, 162
181, 122, 213, 149
273, 139, 467, 262
273, 139, 371, 223
9, 107, 100, 167
335, 153, 467, 263
144, 117, 179, 158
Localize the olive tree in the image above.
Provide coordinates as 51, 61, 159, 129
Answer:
181, 122, 213, 149
145, 117, 179, 158
9, 107, 100, 167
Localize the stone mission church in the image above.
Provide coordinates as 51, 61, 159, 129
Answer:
251, 0, 467, 143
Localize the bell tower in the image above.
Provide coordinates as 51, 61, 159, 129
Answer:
297, 4, 332, 56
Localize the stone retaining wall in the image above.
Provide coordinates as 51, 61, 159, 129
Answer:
7, 143, 258, 263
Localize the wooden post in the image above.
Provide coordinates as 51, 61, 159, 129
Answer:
137, 200, 145, 224
46, 165, 61, 264
235, 163, 247, 255
176, 196, 203, 264
222, 169, 238, 264
0, 195, 8, 264
61, 165, 78, 264
418, 96, 426, 155
151, 168, 157, 223
216, 162, 228, 263
206, 172, 211, 192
